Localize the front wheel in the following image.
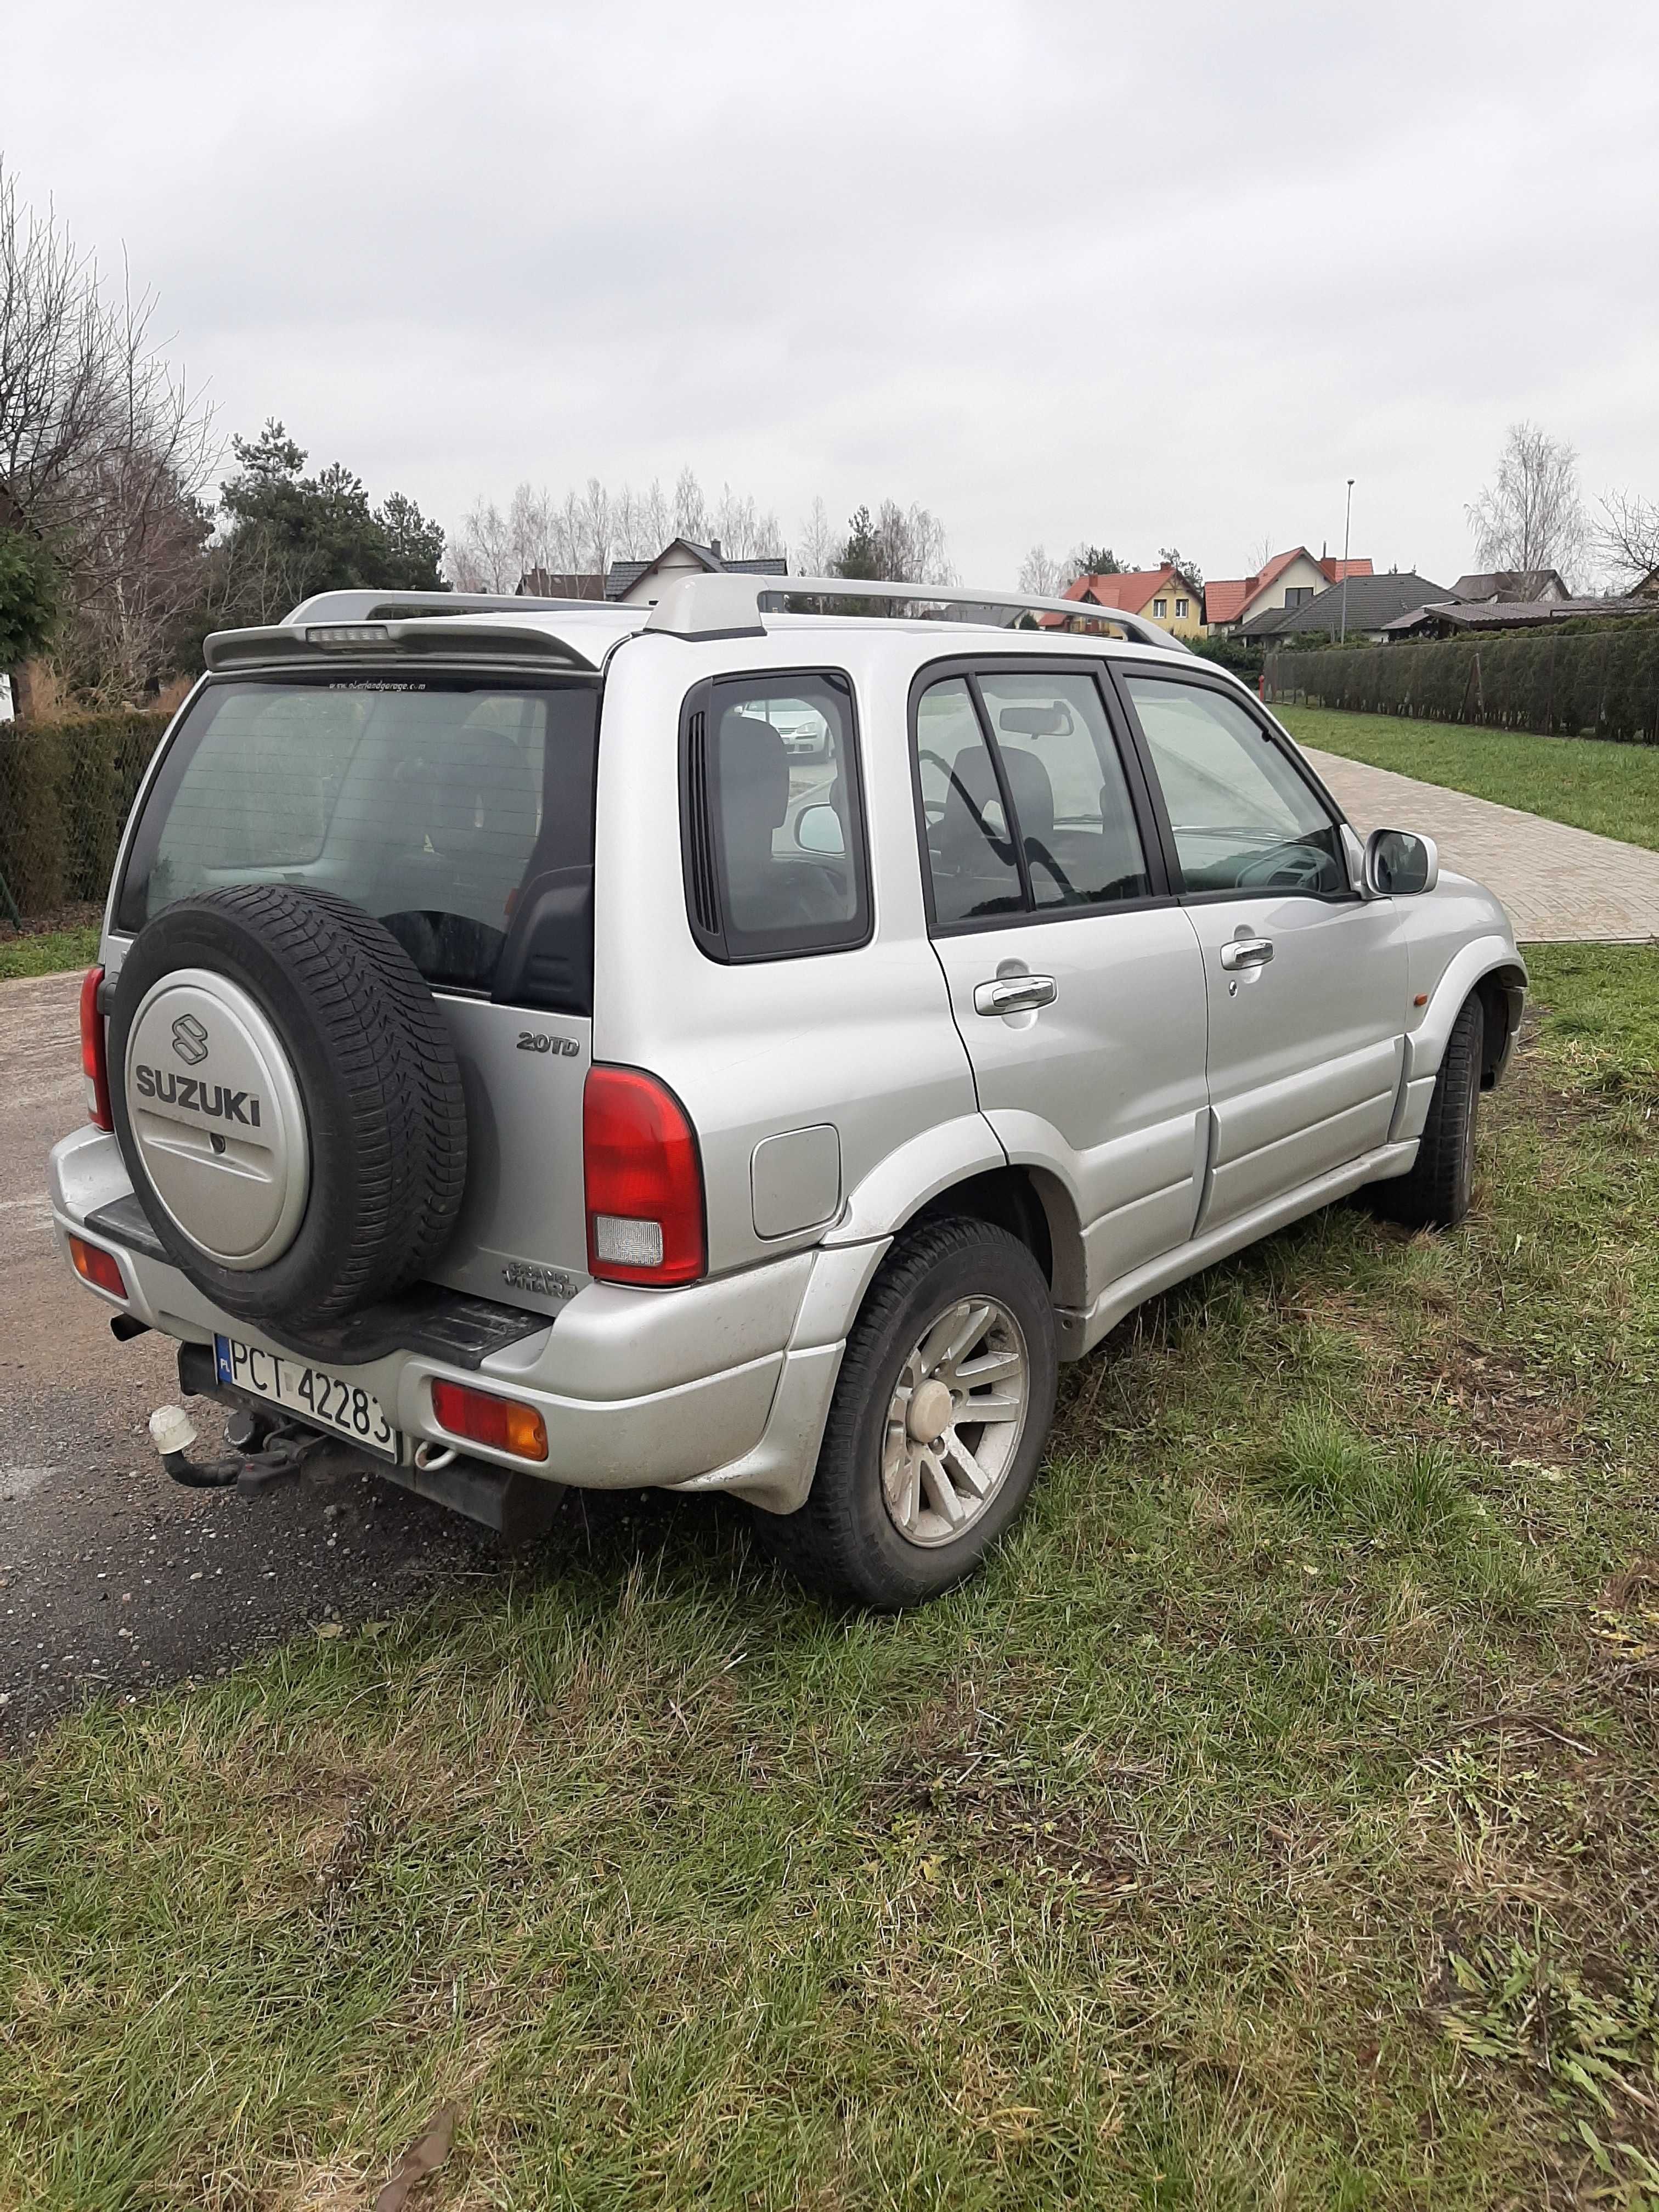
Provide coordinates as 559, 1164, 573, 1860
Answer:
757, 1217, 1058, 1608
1372, 992, 1485, 1229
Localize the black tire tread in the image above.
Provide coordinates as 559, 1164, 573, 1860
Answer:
1373, 992, 1483, 1229
111, 884, 467, 1327
758, 1216, 1056, 1607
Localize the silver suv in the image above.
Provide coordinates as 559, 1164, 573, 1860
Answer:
50, 574, 1526, 1606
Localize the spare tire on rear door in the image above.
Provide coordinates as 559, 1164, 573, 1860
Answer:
108, 884, 469, 1331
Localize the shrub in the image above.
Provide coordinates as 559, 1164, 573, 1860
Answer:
0, 708, 172, 917
1264, 619, 1659, 743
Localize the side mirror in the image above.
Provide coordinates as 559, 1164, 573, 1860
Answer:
1364, 827, 1438, 898
794, 803, 845, 856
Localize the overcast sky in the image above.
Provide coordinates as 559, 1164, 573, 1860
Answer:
7, 0, 1657, 588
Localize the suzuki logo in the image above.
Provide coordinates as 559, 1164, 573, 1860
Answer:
171, 1013, 210, 1066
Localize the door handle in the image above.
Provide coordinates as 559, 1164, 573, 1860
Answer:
1219, 938, 1274, 972
973, 974, 1057, 1016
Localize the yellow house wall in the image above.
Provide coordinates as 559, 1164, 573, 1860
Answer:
1137, 576, 1207, 637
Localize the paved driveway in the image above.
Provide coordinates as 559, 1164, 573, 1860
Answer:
1305, 748, 1659, 943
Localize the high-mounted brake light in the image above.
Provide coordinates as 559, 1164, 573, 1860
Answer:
430, 1379, 548, 1462
68, 1234, 126, 1300
79, 964, 112, 1130
305, 622, 391, 647
583, 1064, 706, 1286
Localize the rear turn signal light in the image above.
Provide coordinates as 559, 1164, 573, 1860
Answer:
80, 964, 112, 1130
69, 1234, 126, 1300
583, 1064, 706, 1286
430, 1379, 548, 1463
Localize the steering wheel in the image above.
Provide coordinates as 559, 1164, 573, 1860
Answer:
1236, 840, 1331, 891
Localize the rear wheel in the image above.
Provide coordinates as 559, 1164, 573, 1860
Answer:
1373, 992, 1485, 1229
758, 1217, 1058, 1608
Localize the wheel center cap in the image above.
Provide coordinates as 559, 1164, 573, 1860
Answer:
907, 1379, 952, 1443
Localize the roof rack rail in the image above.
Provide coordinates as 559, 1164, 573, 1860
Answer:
281, 588, 608, 625
640, 572, 1193, 653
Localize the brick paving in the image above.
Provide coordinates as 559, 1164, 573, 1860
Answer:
1304, 748, 1659, 944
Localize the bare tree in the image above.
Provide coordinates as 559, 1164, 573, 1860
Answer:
1594, 489, 1659, 588
708, 482, 782, 560
796, 496, 840, 577
0, 163, 216, 696
1019, 545, 1064, 597
673, 466, 707, 544
1466, 421, 1587, 586
871, 499, 954, 586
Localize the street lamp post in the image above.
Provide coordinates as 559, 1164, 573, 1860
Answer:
1340, 477, 1355, 643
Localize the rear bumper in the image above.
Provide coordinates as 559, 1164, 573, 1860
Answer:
50, 1127, 871, 1513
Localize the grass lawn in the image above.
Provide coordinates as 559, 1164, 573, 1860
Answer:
1278, 706, 1659, 854
0, 923, 100, 982
4, 946, 1659, 2209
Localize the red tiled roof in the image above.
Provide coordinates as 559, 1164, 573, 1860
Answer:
1062, 566, 1172, 613
1205, 547, 1372, 625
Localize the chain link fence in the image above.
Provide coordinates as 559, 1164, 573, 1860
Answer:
0, 710, 172, 925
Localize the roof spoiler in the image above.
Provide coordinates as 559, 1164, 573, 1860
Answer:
204, 614, 600, 676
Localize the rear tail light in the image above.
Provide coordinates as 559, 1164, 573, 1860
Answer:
80, 964, 112, 1131
583, 1064, 706, 1286
430, 1379, 548, 1462
68, 1234, 127, 1300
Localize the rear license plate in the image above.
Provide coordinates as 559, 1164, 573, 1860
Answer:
213, 1335, 400, 1462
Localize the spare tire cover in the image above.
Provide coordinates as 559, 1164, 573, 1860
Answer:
109, 884, 469, 1333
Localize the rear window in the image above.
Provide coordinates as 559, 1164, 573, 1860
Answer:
117, 673, 599, 1001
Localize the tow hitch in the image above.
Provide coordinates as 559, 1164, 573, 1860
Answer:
148, 1400, 328, 1493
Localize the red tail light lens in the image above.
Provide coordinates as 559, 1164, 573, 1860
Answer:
69, 1234, 126, 1300
430, 1378, 548, 1462
583, 1064, 706, 1286
80, 964, 112, 1131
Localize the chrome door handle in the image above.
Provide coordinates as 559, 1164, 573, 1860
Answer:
1219, 938, 1274, 972
973, 974, 1058, 1016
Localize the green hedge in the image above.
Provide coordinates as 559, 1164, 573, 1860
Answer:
1263, 620, 1659, 743
0, 709, 173, 917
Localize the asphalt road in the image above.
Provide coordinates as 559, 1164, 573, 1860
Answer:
0, 969, 526, 1745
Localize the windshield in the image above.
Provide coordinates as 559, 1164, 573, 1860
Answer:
116, 673, 599, 994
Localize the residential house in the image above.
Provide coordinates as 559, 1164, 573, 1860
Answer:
1446, 569, 1570, 605
1243, 571, 1452, 646
515, 537, 789, 606
1381, 593, 1656, 641
516, 569, 606, 600
1045, 564, 1206, 637
605, 537, 788, 605
1204, 548, 1373, 635
1630, 566, 1659, 600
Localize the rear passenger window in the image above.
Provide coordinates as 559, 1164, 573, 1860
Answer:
913, 666, 1150, 928
681, 670, 870, 962
914, 678, 1024, 925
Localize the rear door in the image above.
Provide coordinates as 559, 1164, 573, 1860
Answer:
1114, 668, 1409, 1229
915, 661, 1210, 1297
112, 669, 601, 1317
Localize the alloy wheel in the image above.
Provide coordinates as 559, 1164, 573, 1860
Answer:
881, 1295, 1031, 1548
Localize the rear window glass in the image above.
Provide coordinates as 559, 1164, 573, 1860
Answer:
117, 674, 599, 995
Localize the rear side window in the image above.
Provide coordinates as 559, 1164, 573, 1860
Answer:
681, 670, 870, 961
116, 673, 599, 1006
913, 664, 1150, 928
